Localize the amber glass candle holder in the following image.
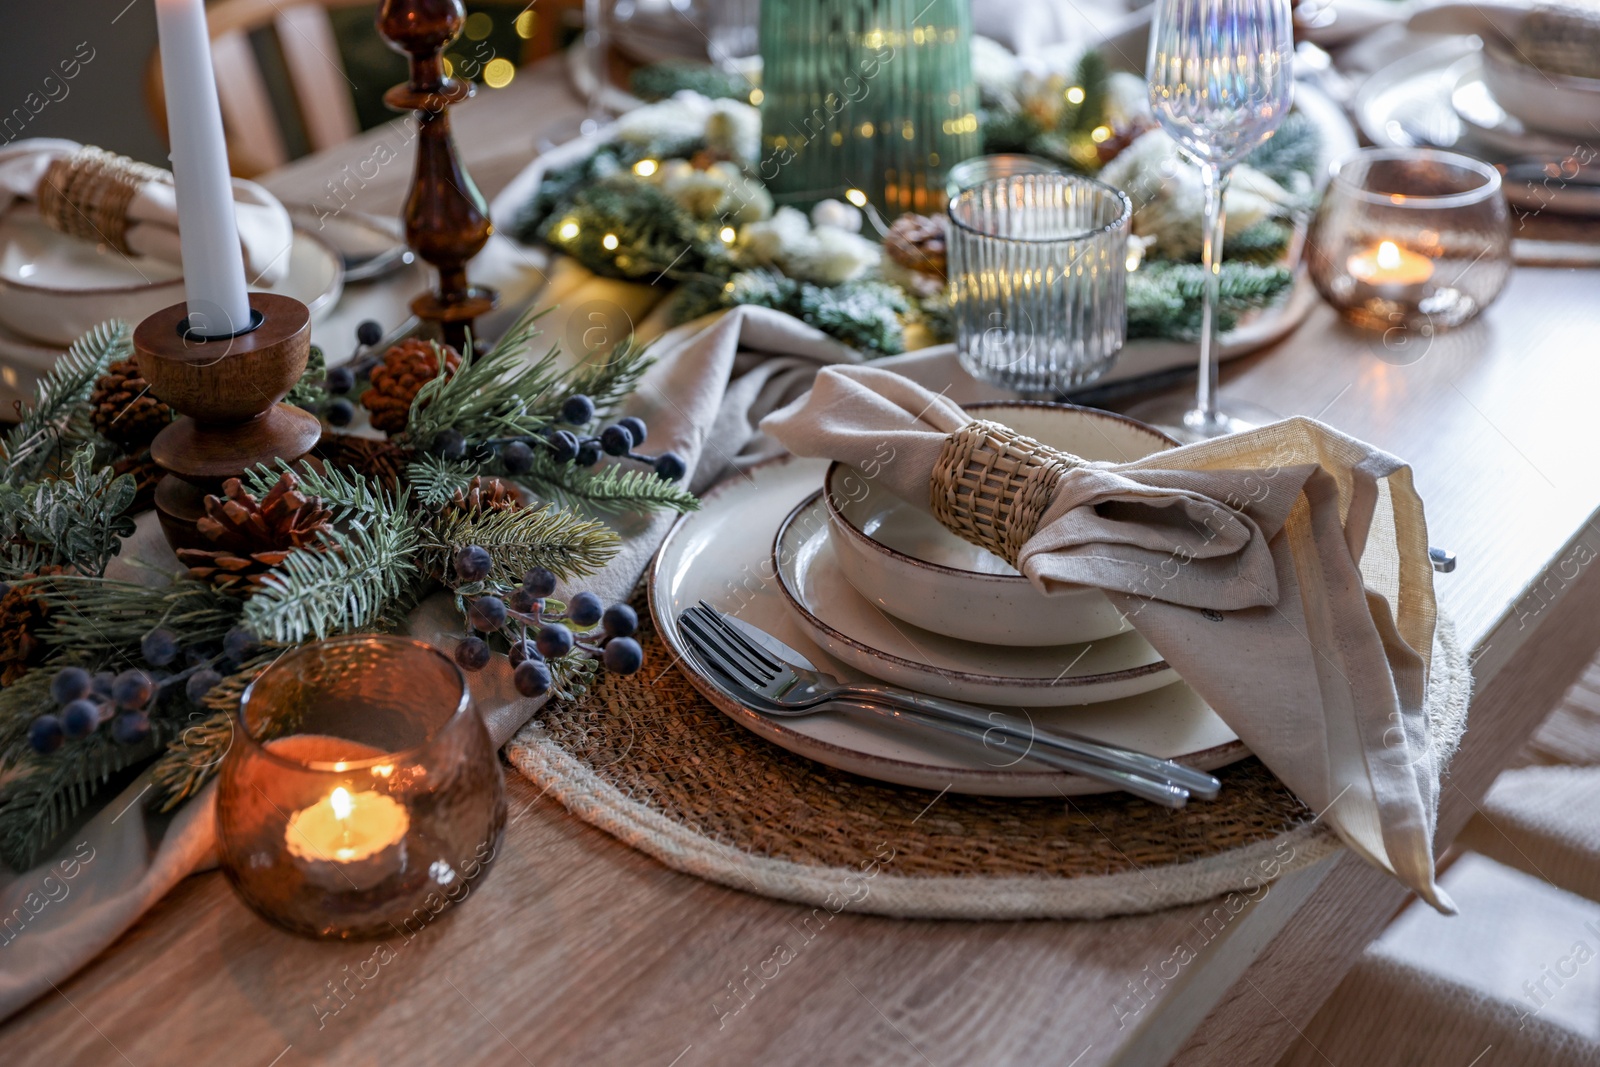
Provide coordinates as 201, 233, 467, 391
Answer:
1307, 148, 1512, 333
216, 636, 506, 940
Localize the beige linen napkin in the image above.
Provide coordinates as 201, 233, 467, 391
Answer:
0, 299, 864, 1023
0, 138, 294, 285
763, 365, 1454, 912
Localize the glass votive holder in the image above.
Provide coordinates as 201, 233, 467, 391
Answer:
947, 173, 1131, 394
945, 154, 1064, 202
216, 636, 506, 940
1307, 148, 1512, 333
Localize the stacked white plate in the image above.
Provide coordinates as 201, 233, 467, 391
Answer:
648, 402, 1248, 797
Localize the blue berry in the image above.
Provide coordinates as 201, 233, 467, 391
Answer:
508, 639, 542, 666
185, 669, 222, 703
619, 416, 648, 447
28, 715, 64, 754
224, 628, 259, 663
602, 604, 638, 638
454, 544, 492, 584
326, 398, 356, 427
548, 430, 579, 464
523, 567, 558, 598
112, 670, 155, 709
507, 587, 540, 615
602, 637, 644, 675
433, 429, 467, 460
535, 624, 575, 659
356, 320, 384, 347
653, 451, 688, 482
513, 659, 553, 697
501, 440, 535, 475
455, 637, 492, 671
141, 628, 180, 667
561, 394, 596, 426
600, 424, 634, 456
61, 699, 100, 739
111, 712, 151, 745
91, 671, 114, 699
325, 366, 356, 394
468, 596, 507, 631
576, 438, 602, 467
568, 591, 603, 628
50, 666, 92, 705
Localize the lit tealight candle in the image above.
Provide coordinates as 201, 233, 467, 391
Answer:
286, 785, 409, 890
1348, 240, 1434, 292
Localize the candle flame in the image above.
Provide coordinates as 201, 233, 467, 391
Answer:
1377, 241, 1402, 270
330, 787, 353, 821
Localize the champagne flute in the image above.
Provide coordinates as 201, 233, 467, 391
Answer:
1128, 0, 1296, 441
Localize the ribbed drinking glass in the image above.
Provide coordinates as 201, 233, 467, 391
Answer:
1127, 0, 1295, 441
947, 173, 1131, 394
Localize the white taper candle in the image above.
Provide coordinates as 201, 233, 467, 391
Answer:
154, 0, 252, 338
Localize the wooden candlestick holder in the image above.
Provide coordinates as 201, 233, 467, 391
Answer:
378, 0, 498, 352
136, 292, 322, 551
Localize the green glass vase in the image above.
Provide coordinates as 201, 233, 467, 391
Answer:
757, 0, 981, 216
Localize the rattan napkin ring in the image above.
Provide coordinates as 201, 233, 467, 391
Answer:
930, 419, 1084, 567
35, 146, 169, 256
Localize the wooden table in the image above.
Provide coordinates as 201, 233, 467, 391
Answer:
8, 58, 1600, 1067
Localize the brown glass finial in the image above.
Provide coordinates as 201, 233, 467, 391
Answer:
377, 0, 498, 351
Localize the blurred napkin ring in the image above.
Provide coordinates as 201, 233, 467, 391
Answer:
930, 419, 1083, 567
36, 146, 169, 256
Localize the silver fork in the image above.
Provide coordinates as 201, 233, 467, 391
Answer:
679, 607, 1203, 808
687, 601, 1220, 797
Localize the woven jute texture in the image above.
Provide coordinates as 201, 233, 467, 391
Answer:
36, 147, 168, 255
506, 604, 1470, 920
930, 419, 1083, 568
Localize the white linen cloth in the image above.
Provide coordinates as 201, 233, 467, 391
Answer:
0, 299, 865, 1023
762, 365, 1455, 912
0, 138, 294, 285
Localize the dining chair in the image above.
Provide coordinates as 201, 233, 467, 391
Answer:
144, 0, 373, 178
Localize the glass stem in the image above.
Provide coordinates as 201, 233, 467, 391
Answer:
1196, 162, 1230, 425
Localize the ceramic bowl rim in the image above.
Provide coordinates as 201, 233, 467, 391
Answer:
778, 489, 1171, 688
822, 401, 1177, 588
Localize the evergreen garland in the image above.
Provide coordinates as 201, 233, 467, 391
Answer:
1127, 261, 1294, 339
630, 61, 752, 103
0, 310, 699, 871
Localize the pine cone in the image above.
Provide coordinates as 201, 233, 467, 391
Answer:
449, 476, 522, 514
90, 358, 173, 448
111, 451, 163, 515
360, 339, 461, 436
314, 432, 410, 493
176, 472, 334, 592
884, 213, 948, 280
0, 580, 50, 686
1095, 115, 1157, 166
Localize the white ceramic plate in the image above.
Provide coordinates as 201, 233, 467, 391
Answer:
1357, 38, 1600, 217
777, 492, 1177, 706
0, 207, 344, 347
647, 452, 1243, 796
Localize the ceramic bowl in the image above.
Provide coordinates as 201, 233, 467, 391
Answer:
823, 402, 1176, 647
0, 207, 343, 347
1481, 43, 1600, 140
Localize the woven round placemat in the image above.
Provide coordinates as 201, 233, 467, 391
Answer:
505, 607, 1470, 920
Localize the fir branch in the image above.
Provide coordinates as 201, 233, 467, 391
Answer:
1127, 261, 1294, 339
243, 520, 421, 645
0, 668, 61, 767
403, 307, 564, 446
537, 337, 654, 423
32, 575, 242, 663
406, 456, 479, 510
2, 320, 129, 484
146, 655, 275, 813
1245, 112, 1321, 187
550, 650, 600, 702
285, 345, 328, 410
420, 503, 620, 587
0, 726, 165, 871
629, 60, 751, 102
517, 452, 700, 517
245, 457, 398, 525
